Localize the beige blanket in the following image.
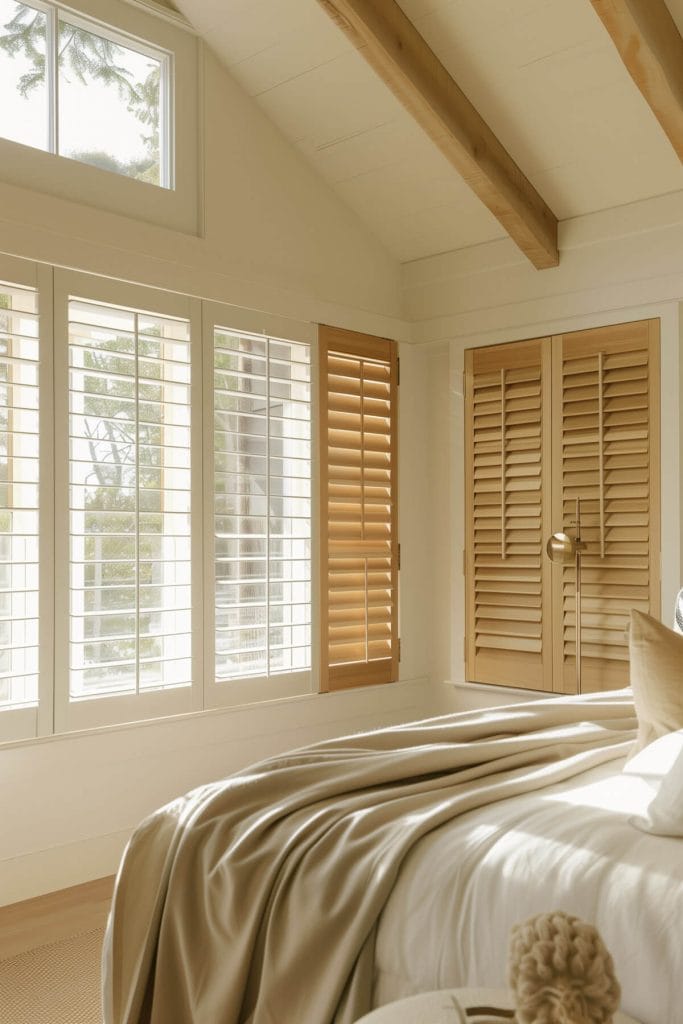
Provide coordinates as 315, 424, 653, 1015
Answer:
102, 691, 637, 1024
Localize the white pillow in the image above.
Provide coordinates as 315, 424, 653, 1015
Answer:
625, 729, 683, 836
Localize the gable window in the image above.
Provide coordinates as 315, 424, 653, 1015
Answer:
0, 0, 172, 187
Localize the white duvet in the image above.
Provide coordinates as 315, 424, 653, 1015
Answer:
374, 757, 682, 1024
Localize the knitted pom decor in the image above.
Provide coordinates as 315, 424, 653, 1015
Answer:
508, 911, 621, 1024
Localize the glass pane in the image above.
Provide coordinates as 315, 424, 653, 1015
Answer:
214, 330, 311, 682
58, 16, 164, 186
0, 0, 48, 150
69, 299, 191, 699
0, 280, 39, 710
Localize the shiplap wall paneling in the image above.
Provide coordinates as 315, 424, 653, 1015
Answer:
319, 325, 399, 691
464, 338, 553, 690
550, 319, 661, 693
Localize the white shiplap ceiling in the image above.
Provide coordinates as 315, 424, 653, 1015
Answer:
174, 0, 683, 263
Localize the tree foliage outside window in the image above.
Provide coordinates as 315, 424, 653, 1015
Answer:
0, 0, 164, 185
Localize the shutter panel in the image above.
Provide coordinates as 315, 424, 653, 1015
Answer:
213, 328, 312, 682
68, 299, 192, 699
465, 338, 553, 690
551, 319, 660, 693
319, 325, 398, 691
0, 280, 40, 712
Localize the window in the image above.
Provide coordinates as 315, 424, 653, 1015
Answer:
0, 264, 399, 744
67, 298, 191, 701
0, 0, 199, 234
0, 0, 171, 186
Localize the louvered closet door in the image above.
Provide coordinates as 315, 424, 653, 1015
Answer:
465, 338, 553, 690
319, 325, 398, 691
551, 320, 660, 693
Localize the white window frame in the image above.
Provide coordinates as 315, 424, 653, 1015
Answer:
202, 301, 319, 711
0, 267, 321, 744
52, 269, 203, 732
0, 252, 54, 742
0, 0, 200, 234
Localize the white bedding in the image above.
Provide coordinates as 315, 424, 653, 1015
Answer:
374, 756, 681, 1024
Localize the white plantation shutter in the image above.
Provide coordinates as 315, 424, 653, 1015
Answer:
213, 328, 311, 683
319, 325, 398, 691
551, 319, 660, 692
464, 338, 552, 691
67, 298, 192, 701
0, 280, 40, 712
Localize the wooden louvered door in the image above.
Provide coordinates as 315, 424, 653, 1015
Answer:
464, 338, 553, 691
465, 320, 660, 694
551, 319, 660, 693
319, 325, 398, 691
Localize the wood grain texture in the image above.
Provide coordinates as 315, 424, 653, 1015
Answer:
590, 0, 683, 161
464, 337, 553, 691
317, 0, 559, 269
466, 321, 660, 695
319, 325, 399, 692
0, 876, 114, 960
550, 318, 661, 694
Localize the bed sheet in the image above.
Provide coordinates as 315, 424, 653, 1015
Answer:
374, 757, 681, 1024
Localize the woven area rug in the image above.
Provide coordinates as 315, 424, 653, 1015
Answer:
0, 926, 104, 1024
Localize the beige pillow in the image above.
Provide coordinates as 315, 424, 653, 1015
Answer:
630, 608, 683, 755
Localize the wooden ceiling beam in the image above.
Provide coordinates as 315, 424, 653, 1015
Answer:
317, 0, 559, 270
590, 0, 683, 162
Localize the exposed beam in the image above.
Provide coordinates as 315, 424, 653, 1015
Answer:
317, 0, 559, 270
590, 0, 683, 162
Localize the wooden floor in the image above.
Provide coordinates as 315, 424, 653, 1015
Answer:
0, 877, 114, 960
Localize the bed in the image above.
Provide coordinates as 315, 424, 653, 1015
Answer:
373, 746, 682, 1024
103, 611, 683, 1024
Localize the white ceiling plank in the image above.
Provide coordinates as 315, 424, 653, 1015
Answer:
589, 0, 683, 162
317, 0, 560, 269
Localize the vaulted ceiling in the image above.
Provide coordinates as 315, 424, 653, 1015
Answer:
173, 0, 683, 265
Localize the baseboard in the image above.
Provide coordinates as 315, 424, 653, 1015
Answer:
1, 832, 128, 908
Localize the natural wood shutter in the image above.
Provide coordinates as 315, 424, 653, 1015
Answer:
464, 338, 553, 690
551, 319, 660, 692
465, 319, 660, 695
319, 325, 398, 691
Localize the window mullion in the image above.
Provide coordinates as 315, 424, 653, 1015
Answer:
46, 4, 59, 156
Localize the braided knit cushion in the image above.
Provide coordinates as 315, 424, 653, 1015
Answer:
508, 911, 621, 1024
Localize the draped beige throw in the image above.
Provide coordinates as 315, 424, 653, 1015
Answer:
103, 693, 637, 1024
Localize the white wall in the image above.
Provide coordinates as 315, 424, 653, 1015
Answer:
0, 46, 404, 341
406, 191, 683, 712
0, 37, 441, 906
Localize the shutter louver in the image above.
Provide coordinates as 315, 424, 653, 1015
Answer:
319, 325, 398, 691
552, 319, 660, 692
465, 339, 552, 690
